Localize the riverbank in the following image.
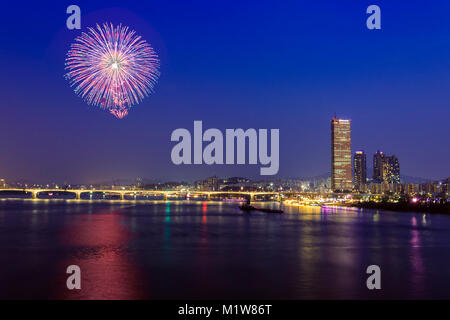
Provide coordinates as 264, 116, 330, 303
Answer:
353, 201, 450, 214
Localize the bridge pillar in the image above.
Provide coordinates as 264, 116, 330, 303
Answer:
31, 191, 38, 199
120, 193, 125, 200
207, 193, 211, 200
75, 192, 81, 200
249, 193, 254, 202
163, 193, 168, 201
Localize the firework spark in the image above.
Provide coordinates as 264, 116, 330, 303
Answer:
65, 23, 160, 118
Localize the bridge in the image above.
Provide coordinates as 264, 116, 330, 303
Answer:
0, 188, 283, 201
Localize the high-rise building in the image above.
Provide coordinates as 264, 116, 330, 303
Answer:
383, 155, 400, 184
331, 116, 352, 192
404, 183, 417, 195
353, 151, 367, 192
444, 178, 450, 195
373, 150, 385, 183
206, 176, 219, 191
373, 151, 400, 184
369, 182, 382, 194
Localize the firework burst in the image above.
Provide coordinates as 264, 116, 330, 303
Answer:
65, 23, 160, 118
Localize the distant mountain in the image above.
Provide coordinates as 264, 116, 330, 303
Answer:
400, 175, 432, 184
365, 166, 433, 184
288, 173, 330, 181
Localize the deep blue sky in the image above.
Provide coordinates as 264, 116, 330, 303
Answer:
0, 0, 449, 184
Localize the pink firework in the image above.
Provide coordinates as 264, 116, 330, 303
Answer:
109, 108, 128, 119
65, 23, 160, 118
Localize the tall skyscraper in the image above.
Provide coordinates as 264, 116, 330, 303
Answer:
383, 155, 400, 184
353, 151, 367, 192
373, 150, 385, 183
373, 151, 400, 184
331, 116, 352, 192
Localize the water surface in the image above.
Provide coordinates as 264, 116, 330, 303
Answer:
0, 199, 449, 299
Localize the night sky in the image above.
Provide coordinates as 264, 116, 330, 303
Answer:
0, 0, 449, 184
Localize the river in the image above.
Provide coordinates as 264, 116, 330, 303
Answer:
0, 198, 449, 299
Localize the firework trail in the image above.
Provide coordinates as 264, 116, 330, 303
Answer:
65, 23, 160, 118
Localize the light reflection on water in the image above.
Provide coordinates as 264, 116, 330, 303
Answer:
0, 199, 449, 299
56, 210, 147, 299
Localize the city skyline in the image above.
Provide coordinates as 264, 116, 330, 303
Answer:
0, 126, 446, 186
0, 109, 446, 187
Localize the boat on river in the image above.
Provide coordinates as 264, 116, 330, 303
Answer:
239, 204, 283, 214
